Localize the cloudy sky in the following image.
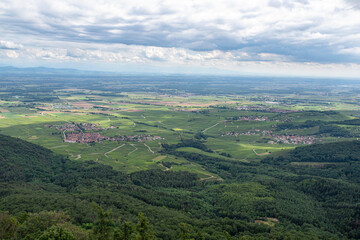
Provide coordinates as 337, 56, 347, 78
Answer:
1, 0, 360, 77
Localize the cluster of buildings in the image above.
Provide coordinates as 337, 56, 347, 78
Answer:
222, 129, 272, 137
65, 132, 104, 143
46, 122, 163, 144
222, 129, 317, 145
64, 132, 163, 144
45, 123, 115, 131
222, 130, 258, 137
268, 135, 317, 145
231, 116, 269, 121
236, 105, 298, 113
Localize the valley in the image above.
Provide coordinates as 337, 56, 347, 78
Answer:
2, 73, 360, 239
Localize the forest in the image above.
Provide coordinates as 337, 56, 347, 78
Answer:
2, 74, 360, 239
2, 133, 360, 239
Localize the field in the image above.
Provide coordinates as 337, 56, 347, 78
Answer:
0, 74, 359, 175
3, 73, 360, 239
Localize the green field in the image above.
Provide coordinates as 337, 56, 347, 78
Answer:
3, 74, 360, 239
0, 78, 359, 176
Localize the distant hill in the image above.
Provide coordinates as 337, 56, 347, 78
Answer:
0, 66, 113, 76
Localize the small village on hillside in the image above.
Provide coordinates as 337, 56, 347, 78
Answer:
222, 129, 318, 145
45, 123, 163, 144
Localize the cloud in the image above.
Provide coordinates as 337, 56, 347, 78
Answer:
345, 0, 360, 9
5, 50, 19, 58
0, 0, 360, 76
1, 42, 360, 78
338, 47, 360, 56
0, 40, 23, 50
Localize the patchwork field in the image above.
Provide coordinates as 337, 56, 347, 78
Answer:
3, 74, 360, 239
0, 75, 359, 176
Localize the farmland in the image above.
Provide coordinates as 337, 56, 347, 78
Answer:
0, 74, 359, 175
2, 72, 360, 238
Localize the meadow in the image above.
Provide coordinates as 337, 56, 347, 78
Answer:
3, 74, 360, 239
0, 75, 358, 176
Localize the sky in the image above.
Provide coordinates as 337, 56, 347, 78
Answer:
0, 0, 360, 77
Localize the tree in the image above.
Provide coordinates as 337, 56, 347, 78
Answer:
224, 231, 231, 240
17, 211, 70, 240
178, 223, 192, 240
92, 203, 114, 240
37, 225, 76, 240
0, 212, 17, 240
114, 221, 134, 240
135, 213, 156, 240
194, 230, 204, 240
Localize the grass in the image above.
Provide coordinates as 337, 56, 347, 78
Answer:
0, 88, 359, 176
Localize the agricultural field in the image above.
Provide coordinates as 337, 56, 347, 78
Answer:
3, 73, 360, 239
0, 74, 359, 175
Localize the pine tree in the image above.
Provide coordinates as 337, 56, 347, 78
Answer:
135, 213, 155, 240
92, 203, 114, 240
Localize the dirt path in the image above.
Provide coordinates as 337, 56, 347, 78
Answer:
128, 144, 138, 155
104, 144, 125, 158
202, 121, 222, 133
75, 154, 81, 160
200, 175, 215, 181
159, 163, 173, 171
200, 175, 223, 181
144, 143, 154, 153
253, 149, 270, 156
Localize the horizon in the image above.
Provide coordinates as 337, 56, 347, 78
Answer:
1, 64, 360, 80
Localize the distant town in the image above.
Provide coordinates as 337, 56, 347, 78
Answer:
236, 105, 298, 113
45, 122, 115, 131
45, 123, 163, 144
222, 130, 318, 145
227, 115, 280, 122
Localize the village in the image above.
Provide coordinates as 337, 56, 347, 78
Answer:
222, 129, 272, 137
236, 105, 298, 113
45, 123, 163, 144
63, 132, 163, 143
222, 129, 318, 145
268, 135, 318, 145
227, 115, 278, 122
45, 122, 116, 131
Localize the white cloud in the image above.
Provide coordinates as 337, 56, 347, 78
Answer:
339, 47, 360, 55
0, 0, 360, 76
5, 50, 19, 58
0, 40, 23, 49
1, 0, 359, 49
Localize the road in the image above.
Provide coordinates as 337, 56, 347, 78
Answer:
144, 143, 154, 153
104, 144, 125, 158
202, 121, 222, 133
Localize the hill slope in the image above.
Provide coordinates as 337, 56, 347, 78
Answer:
2, 134, 360, 239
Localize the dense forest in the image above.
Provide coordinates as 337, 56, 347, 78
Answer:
2, 134, 360, 239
